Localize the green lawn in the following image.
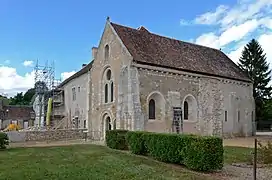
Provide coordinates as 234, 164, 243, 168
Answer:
0, 144, 213, 180
224, 146, 253, 164
0, 144, 252, 180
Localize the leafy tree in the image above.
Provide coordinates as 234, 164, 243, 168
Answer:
238, 39, 272, 119
8, 81, 49, 106
23, 88, 35, 104
9, 92, 25, 105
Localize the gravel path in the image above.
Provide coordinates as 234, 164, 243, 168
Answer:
221, 164, 272, 180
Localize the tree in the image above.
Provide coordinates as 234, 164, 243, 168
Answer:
238, 39, 272, 119
23, 88, 35, 104
9, 92, 25, 105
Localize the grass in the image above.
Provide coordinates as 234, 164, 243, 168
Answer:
0, 144, 213, 180
224, 146, 253, 164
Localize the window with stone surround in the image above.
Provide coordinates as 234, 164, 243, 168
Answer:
183, 95, 197, 121
225, 111, 228, 122
147, 92, 165, 121
103, 68, 114, 103
105, 84, 108, 103
104, 44, 109, 62
184, 101, 189, 120
238, 111, 240, 122
105, 116, 111, 130
72, 87, 76, 101
149, 99, 155, 119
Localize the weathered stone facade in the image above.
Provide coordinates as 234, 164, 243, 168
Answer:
61, 18, 255, 140
88, 21, 133, 140
7, 129, 87, 142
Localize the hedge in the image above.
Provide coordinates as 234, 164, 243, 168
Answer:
126, 131, 223, 172
126, 131, 148, 155
183, 136, 224, 171
0, 132, 9, 149
105, 130, 129, 150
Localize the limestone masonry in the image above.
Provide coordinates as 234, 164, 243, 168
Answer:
55, 17, 255, 140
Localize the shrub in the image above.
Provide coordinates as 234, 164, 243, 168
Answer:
128, 131, 223, 172
183, 136, 224, 171
0, 132, 9, 149
105, 130, 128, 150
143, 133, 186, 163
257, 140, 272, 164
126, 131, 148, 155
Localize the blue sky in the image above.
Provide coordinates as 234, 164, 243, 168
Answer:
0, 0, 272, 96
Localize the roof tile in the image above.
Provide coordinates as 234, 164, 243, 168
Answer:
110, 22, 250, 82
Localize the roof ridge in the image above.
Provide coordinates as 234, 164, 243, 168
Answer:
110, 21, 251, 82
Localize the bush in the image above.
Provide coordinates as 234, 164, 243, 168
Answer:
183, 136, 224, 171
105, 130, 128, 150
126, 131, 223, 172
126, 131, 148, 155
0, 132, 9, 149
257, 140, 272, 164
143, 133, 186, 163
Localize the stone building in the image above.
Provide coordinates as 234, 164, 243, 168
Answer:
0, 100, 35, 130
58, 18, 255, 139
52, 63, 92, 129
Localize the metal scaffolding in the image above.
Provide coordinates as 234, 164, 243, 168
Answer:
33, 60, 56, 129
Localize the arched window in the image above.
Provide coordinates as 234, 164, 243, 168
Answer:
104, 45, 109, 62
184, 101, 188, 120
105, 84, 108, 103
106, 69, 111, 80
149, 99, 155, 119
110, 82, 114, 102
106, 116, 111, 130
103, 69, 114, 103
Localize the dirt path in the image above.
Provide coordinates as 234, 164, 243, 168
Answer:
223, 136, 272, 148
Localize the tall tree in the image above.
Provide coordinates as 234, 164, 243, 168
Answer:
238, 39, 272, 119
9, 92, 25, 105
23, 88, 35, 104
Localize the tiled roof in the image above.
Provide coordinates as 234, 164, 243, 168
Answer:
0, 105, 34, 120
110, 22, 251, 82
58, 61, 93, 88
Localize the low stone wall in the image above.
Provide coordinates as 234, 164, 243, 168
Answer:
25, 129, 88, 142
7, 129, 88, 142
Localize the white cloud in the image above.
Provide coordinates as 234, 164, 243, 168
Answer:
195, 32, 220, 49
220, 0, 272, 28
219, 19, 259, 47
23, 60, 34, 67
61, 71, 76, 81
258, 33, 272, 66
193, 0, 272, 51
228, 45, 245, 64
0, 66, 35, 97
195, 19, 261, 49
0, 64, 77, 97
194, 5, 228, 25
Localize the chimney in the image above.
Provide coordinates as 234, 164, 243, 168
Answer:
82, 64, 87, 68
92, 47, 98, 59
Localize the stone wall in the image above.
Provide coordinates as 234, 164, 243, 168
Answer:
132, 63, 254, 137
7, 129, 87, 142
88, 19, 133, 140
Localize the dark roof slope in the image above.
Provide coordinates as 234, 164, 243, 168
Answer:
0, 105, 34, 120
58, 61, 93, 88
111, 22, 251, 82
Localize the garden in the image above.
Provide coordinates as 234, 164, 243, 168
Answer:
0, 131, 271, 179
